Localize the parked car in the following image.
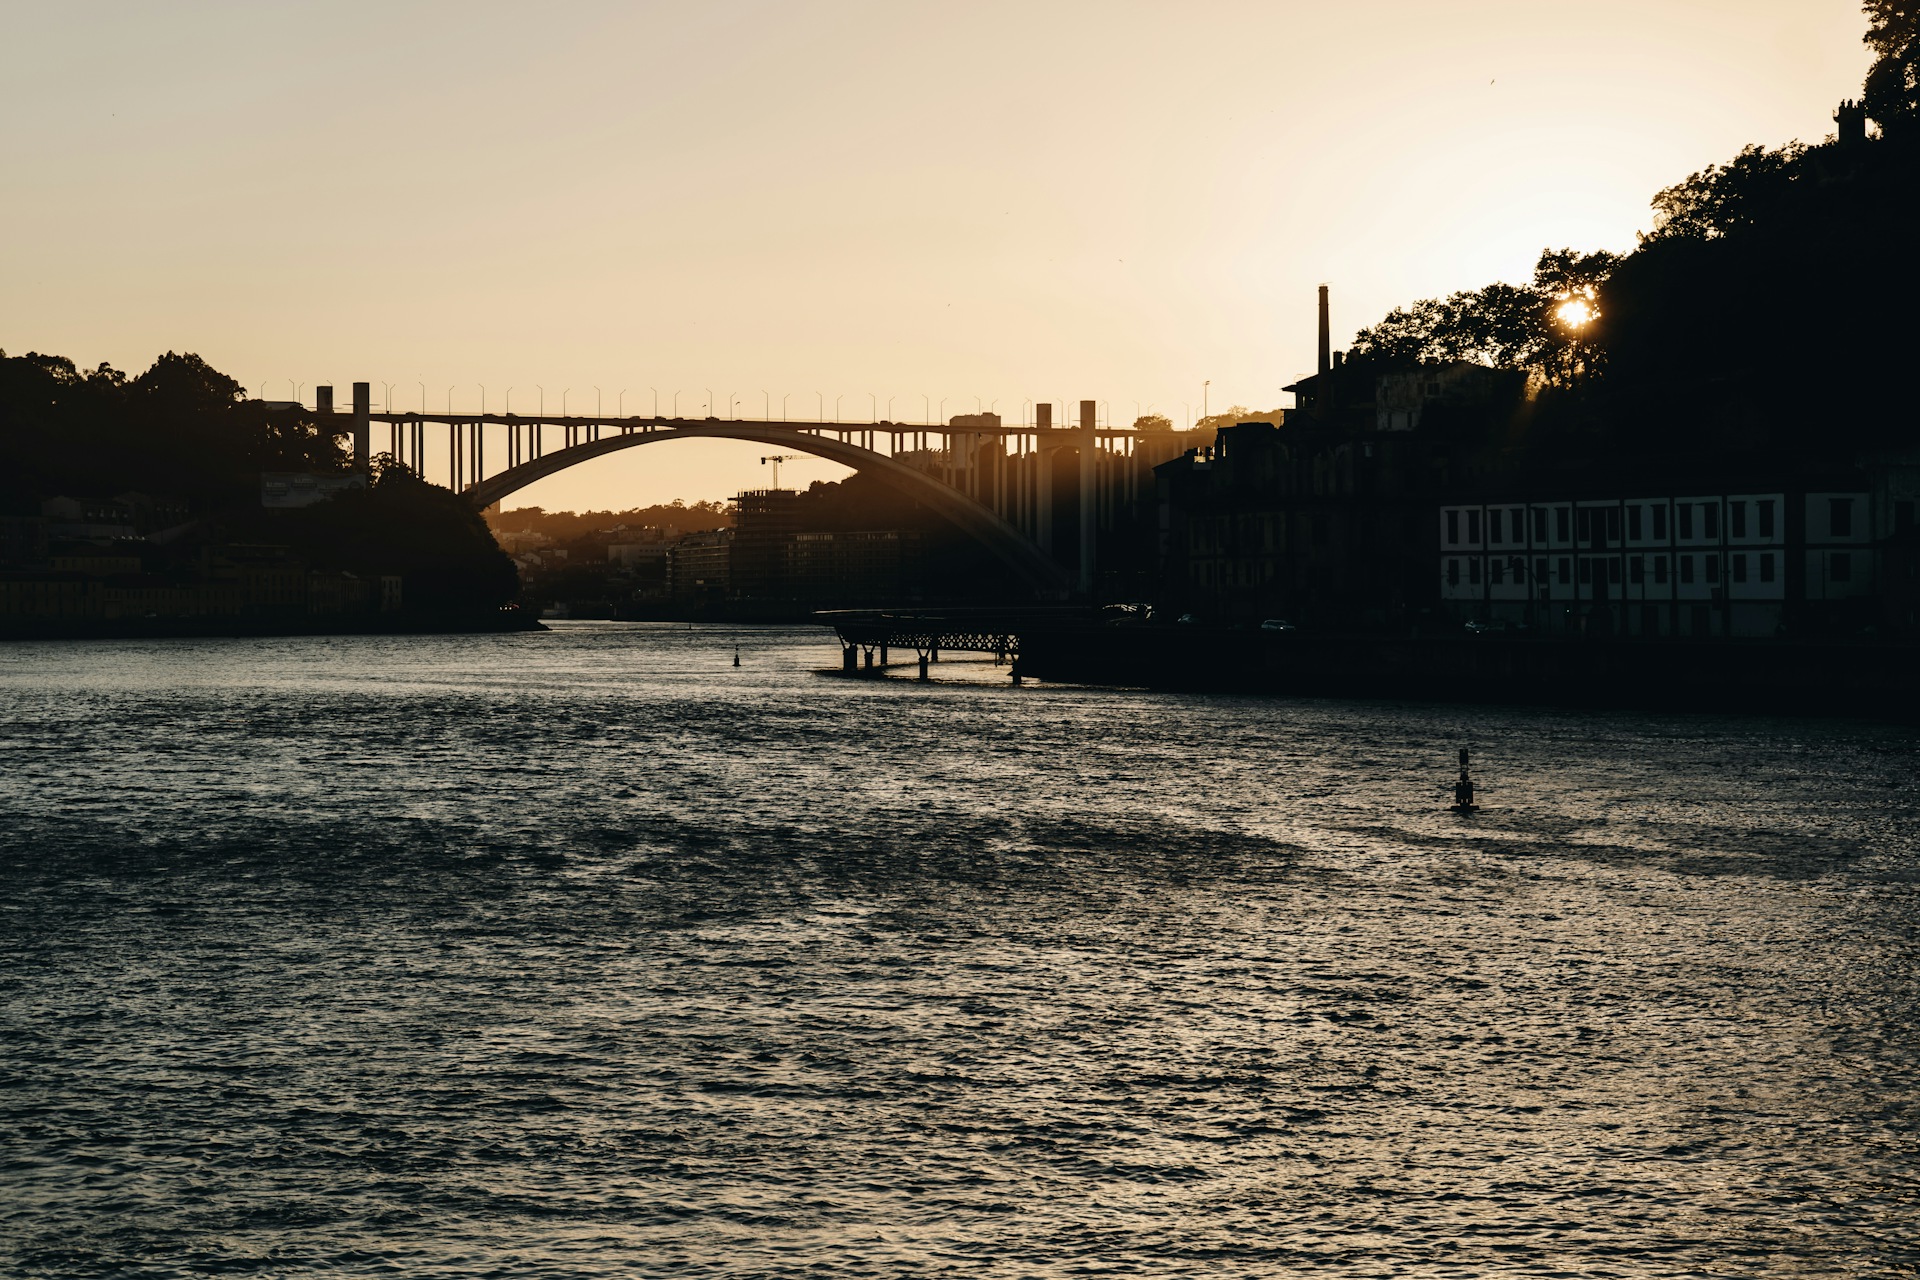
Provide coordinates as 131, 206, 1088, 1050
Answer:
1259, 619, 1298, 633
1176, 612, 1200, 625
1463, 618, 1525, 634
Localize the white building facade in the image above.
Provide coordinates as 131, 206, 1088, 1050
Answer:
1438, 491, 1875, 638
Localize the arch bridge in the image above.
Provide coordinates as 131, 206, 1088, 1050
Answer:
322, 382, 1154, 596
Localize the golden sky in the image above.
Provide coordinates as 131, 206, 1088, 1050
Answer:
2, 0, 1869, 511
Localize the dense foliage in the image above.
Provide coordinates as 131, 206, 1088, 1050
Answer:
0, 351, 345, 508
0, 349, 517, 612
1344, 2, 1920, 469
224, 462, 519, 612
1864, 0, 1920, 132
488, 500, 731, 541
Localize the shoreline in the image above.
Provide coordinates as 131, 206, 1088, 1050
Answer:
0, 610, 545, 643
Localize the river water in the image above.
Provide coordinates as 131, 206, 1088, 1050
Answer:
1, 623, 1916, 1278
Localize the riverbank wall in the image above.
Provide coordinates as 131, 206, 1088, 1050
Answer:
0, 608, 543, 642
1011, 627, 1920, 717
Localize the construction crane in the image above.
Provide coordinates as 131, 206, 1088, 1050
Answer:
760, 454, 799, 489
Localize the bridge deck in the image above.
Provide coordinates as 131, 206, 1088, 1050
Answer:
364, 412, 1141, 439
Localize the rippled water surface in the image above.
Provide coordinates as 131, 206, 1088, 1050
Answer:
2, 624, 1918, 1278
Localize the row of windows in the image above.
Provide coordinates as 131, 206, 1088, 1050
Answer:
1441, 551, 1840, 587
1445, 499, 1804, 546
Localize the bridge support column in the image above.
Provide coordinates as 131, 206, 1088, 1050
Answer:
918, 653, 930, 681
1078, 399, 1096, 597
864, 648, 875, 673
1035, 404, 1053, 556
351, 382, 370, 473
843, 644, 858, 673
880, 644, 888, 667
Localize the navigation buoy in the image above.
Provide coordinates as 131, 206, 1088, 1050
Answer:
733, 645, 741, 668
1450, 746, 1479, 814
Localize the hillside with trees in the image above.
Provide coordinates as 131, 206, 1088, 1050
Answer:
1344, 1, 1920, 476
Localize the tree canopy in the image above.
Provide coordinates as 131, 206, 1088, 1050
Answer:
1347, 249, 1618, 388
0, 349, 348, 507
1864, 0, 1920, 132
1334, 4, 1920, 467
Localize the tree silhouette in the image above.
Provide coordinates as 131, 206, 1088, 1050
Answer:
1864, 0, 1920, 132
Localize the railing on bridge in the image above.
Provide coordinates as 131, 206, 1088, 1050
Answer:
816, 607, 1097, 680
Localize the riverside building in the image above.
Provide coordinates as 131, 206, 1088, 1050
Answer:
1437, 487, 1883, 638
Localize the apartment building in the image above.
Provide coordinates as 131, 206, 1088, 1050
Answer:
1438, 489, 1877, 638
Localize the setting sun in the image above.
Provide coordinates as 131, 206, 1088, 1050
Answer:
1555, 297, 1596, 330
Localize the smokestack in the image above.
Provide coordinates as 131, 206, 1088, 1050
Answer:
315, 385, 334, 415
1317, 285, 1331, 377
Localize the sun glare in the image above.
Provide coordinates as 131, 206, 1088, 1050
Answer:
1555, 298, 1595, 331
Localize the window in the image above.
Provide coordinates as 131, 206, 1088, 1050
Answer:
1608, 558, 1622, 584
1469, 558, 1482, 584
1489, 508, 1503, 543
1731, 502, 1747, 538
1579, 558, 1593, 584
1556, 507, 1571, 541
1654, 556, 1669, 584
1446, 511, 1459, 545
1606, 508, 1621, 541
1680, 555, 1695, 584
1447, 559, 1460, 586
1703, 504, 1719, 538
1732, 554, 1747, 584
1679, 504, 1694, 539
1533, 508, 1548, 541
1759, 553, 1775, 583
1558, 557, 1571, 584
1628, 505, 1643, 540
1512, 557, 1527, 584
1706, 554, 1720, 583
1831, 498, 1854, 537
1630, 555, 1645, 584
1897, 500, 1915, 532
1577, 509, 1593, 541
1653, 505, 1668, 539
1535, 557, 1548, 583
1832, 551, 1851, 582
1467, 510, 1481, 542
1490, 558, 1505, 585
1757, 500, 1775, 538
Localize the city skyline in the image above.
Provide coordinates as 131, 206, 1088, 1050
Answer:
2, 0, 1872, 510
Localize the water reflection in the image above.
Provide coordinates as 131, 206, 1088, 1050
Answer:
1, 623, 1915, 1276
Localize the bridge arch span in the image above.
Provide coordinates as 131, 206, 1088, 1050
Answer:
462, 423, 1070, 593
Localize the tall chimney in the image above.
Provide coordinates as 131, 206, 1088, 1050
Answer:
1317, 285, 1331, 377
